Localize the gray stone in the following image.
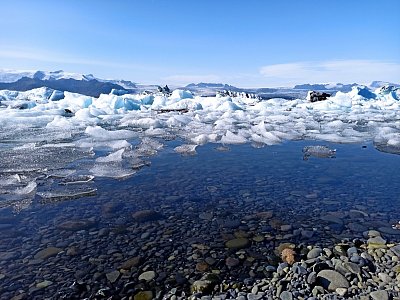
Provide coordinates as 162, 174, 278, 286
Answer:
191, 280, 213, 294
317, 270, 350, 291
370, 290, 389, 300
106, 270, 120, 283
247, 293, 263, 300
119, 256, 141, 269
138, 270, 156, 281
225, 238, 249, 249
307, 248, 323, 259
321, 215, 343, 225
36, 280, 53, 288
301, 230, 314, 238
390, 244, 400, 257
367, 230, 381, 238
343, 262, 360, 274
336, 287, 347, 296
280, 291, 293, 300
367, 236, 386, 249
34, 247, 62, 260
280, 225, 292, 232
307, 272, 317, 285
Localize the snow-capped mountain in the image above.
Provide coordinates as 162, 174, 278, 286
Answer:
0, 69, 137, 97
370, 81, 400, 89
0, 69, 97, 82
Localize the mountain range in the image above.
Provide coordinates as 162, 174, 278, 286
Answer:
0, 69, 398, 98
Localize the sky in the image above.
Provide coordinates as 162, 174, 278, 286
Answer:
0, 0, 399, 87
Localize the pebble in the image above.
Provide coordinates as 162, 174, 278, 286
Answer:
307, 248, 322, 259
368, 236, 387, 249
36, 280, 53, 288
34, 247, 62, 259
134, 291, 153, 300
225, 238, 249, 249
279, 291, 293, 300
138, 271, 156, 281
106, 270, 120, 283
335, 287, 347, 296
370, 290, 389, 300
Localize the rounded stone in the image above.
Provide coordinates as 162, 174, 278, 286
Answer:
138, 270, 156, 281
307, 248, 323, 259
196, 262, 209, 272
36, 280, 53, 288
370, 290, 389, 300
280, 291, 293, 300
317, 270, 350, 291
34, 247, 62, 260
134, 291, 153, 300
225, 238, 250, 249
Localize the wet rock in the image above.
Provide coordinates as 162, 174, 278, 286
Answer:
119, 256, 142, 270
57, 219, 96, 231
34, 247, 62, 259
132, 210, 163, 222
225, 257, 240, 268
134, 291, 153, 300
317, 270, 350, 291
106, 270, 120, 283
36, 280, 53, 288
225, 238, 249, 249
378, 226, 400, 235
66, 246, 79, 256
196, 262, 209, 272
191, 280, 213, 294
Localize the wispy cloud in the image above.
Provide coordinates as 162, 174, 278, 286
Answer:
0, 48, 161, 72
260, 60, 400, 86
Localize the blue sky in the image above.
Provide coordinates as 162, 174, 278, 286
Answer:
1, 0, 399, 87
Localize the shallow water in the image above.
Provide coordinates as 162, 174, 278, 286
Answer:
0, 141, 399, 298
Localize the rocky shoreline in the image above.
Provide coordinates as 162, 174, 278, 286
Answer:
0, 144, 399, 300
1, 202, 399, 300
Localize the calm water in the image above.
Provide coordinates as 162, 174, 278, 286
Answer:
1, 140, 399, 298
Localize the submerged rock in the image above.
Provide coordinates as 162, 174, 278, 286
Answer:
34, 247, 62, 259
132, 210, 164, 222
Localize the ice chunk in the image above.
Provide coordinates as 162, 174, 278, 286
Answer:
59, 175, 94, 185
121, 117, 163, 129
174, 144, 198, 155
38, 186, 97, 202
220, 130, 247, 144
96, 149, 125, 163
170, 89, 193, 100
90, 163, 136, 179
302, 145, 336, 160
191, 134, 210, 145
85, 126, 136, 140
